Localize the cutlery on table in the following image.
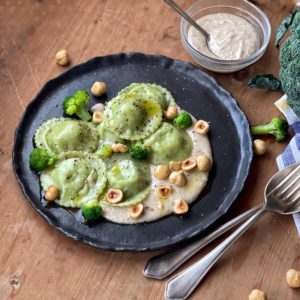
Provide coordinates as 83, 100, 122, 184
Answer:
144, 204, 261, 279
165, 162, 300, 300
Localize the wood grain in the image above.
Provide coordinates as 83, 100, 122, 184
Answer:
0, 0, 299, 299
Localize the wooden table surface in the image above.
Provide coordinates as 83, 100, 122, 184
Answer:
1, 0, 300, 299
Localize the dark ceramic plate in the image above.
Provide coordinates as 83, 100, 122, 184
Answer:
13, 53, 252, 251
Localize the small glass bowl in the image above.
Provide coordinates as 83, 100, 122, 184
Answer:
180, 0, 271, 73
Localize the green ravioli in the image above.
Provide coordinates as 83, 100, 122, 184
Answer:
34, 118, 99, 153
103, 155, 151, 207
117, 83, 176, 110
144, 122, 193, 165
103, 94, 162, 141
40, 151, 107, 208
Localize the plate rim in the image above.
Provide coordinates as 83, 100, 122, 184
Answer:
12, 52, 253, 251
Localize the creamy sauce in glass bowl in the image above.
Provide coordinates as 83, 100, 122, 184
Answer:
187, 13, 260, 60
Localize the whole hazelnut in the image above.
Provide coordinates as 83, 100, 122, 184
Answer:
253, 139, 267, 155
55, 49, 70, 66
91, 81, 107, 97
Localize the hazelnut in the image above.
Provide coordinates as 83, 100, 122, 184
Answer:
286, 269, 300, 288
181, 159, 197, 171
92, 111, 103, 123
169, 161, 182, 171
55, 49, 70, 66
45, 186, 60, 201
106, 188, 123, 204
90, 103, 105, 113
173, 199, 189, 214
111, 143, 128, 153
155, 185, 173, 199
253, 139, 267, 155
91, 81, 107, 97
169, 170, 187, 187
154, 164, 171, 180
128, 203, 144, 219
248, 289, 267, 300
197, 155, 212, 171
164, 106, 178, 120
194, 120, 209, 134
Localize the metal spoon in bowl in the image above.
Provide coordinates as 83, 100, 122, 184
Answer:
164, 0, 217, 57
165, 162, 300, 300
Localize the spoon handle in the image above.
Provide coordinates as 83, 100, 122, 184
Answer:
165, 208, 266, 300
164, 0, 210, 40
144, 205, 262, 279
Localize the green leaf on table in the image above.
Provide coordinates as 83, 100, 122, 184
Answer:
247, 74, 283, 92
275, 10, 297, 47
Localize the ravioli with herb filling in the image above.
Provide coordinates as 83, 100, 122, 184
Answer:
103, 95, 162, 140
103, 156, 151, 207
97, 122, 127, 145
102, 112, 212, 224
117, 83, 176, 110
144, 122, 193, 165
32, 84, 212, 225
35, 118, 99, 153
40, 151, 106, 208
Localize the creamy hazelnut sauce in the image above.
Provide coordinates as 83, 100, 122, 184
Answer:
102, 110, 212, 224
188, 13, 260, 60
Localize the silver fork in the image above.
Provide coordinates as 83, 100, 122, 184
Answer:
165, 163, 300, 300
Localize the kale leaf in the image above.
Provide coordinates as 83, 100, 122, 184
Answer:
275, 10, 297, 47
247, 74, 283, 92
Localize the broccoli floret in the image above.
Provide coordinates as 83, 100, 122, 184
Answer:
174, 112, 193, 129
96, 144, 113, 158
250, 117, 289, 142
29, 148, 57, 171
129, 144, 148, 160
82, 202, 102, 222
62, 89, 92, 121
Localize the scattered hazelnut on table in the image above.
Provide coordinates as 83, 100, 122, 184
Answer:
248, 289, 267, 300
197, 155, 212, 171
286, 268, 300, 288
55, 49, 70, 66
128, 203, 144, 219
92, 111, 103, 123
194, 120, 209, 134
155, 185, 173, 199
91, 81, 107, 97
45, 186, 60, 201
106, 188, 123, 204
173, 199, 189, 214
111, 143, 128, 153
164, 106, 178, 120
169, 170, 186, 187
154, 164, 171, 180
253, 139, 267, 155
169, 160, 182, 171
181, 159, 197, 171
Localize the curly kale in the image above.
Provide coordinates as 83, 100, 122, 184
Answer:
249, 11, 300, 118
